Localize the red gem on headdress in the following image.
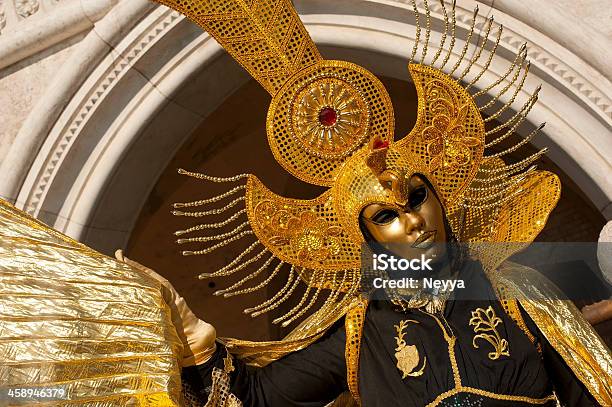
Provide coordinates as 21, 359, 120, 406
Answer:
318, 107, 338, 126
373, 138, 390, 150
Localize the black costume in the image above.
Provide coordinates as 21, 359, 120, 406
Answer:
183, 262, 598, 406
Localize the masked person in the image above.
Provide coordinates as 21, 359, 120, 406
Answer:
134, 162, 607, 406
142, 0, 609, 405
1, 1, 610, 406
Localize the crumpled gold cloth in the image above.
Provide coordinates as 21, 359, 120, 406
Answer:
495, 262, 612, 406
0, 199, 183, 406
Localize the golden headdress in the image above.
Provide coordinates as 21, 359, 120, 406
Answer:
156, 0, 561, 329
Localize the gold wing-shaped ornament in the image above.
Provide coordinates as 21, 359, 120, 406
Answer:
0, 199, 183, 405
392, 2, 563, 275
493, 263, 612, 406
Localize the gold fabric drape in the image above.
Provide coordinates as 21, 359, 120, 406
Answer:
495, 263, 612, 406
0, 199, 183, 406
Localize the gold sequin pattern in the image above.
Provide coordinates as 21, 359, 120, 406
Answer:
155, 0, 321, 95
267, 60, 394, 186
476, 171, 561, 273
454, 157, 506, 243
205, 368, 243, 407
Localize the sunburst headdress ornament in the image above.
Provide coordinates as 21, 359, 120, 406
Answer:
155, 0, 561, 329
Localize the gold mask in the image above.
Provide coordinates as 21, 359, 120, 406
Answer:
360, 173, 448, 263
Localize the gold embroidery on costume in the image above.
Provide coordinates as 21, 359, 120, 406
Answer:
205, 350, 242, 407
394, 319, 426, 378
427, 312, 461, 388
255, 203, 342, 263
426, 388, 556, 407
469, 306, 509, 360
345, 296, 368, 406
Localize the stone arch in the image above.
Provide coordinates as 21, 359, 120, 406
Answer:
1, 0, 609, 257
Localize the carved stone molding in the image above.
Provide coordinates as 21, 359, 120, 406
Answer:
0, 0, 116, 70
0, 1, 6, 35
21, 6, 183, 216
1, 0, 64, 32
15, 0, 39, 19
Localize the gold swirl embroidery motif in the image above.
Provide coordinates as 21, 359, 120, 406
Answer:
394, 319, 427, 378
469, 306, 510, 360
223, 350, 235, 373
421, 79, 482, 175
254, 200, 342, 263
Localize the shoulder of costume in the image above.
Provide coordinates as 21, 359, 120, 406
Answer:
494, 261, 612, 406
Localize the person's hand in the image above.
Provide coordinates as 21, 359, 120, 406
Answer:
597, 221, 612, 285
582, 300, 612, 326
115, 250, 216, 366
583, 223, 612, 325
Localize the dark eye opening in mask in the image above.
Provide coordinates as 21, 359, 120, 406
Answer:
371, 209, 400, 225
408, 185, 428, 209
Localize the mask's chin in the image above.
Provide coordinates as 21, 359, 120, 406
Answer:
385, 244, 449, 272
383, 244, 452, 297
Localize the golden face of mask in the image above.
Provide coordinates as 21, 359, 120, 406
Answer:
361, 174, 447, 262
